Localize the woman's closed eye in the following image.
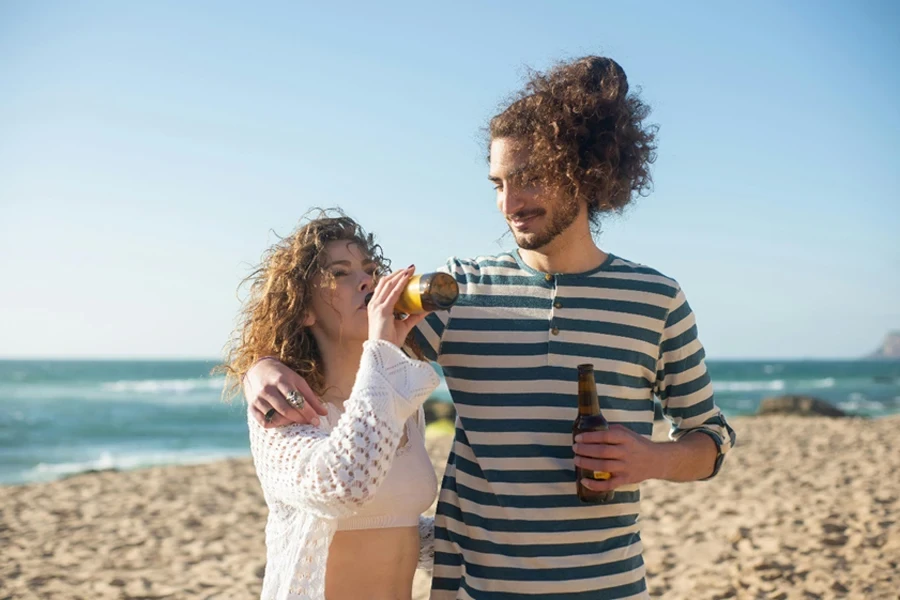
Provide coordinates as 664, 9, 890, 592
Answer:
331, 267, 377, 279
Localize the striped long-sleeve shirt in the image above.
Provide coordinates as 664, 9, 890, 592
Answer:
410, 250, 736, 600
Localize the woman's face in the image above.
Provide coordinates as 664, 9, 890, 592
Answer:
307, 240, 378, 345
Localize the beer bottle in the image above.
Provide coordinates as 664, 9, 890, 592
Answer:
366, 272, 459, 315
574, 363, 615, 503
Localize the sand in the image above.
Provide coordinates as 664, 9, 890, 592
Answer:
2, 416, 898, 599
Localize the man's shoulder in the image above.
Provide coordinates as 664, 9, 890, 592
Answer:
440, 252, 520, 276
603, 254, 682, 294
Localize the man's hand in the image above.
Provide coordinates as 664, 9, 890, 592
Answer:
243, 359, 328, 428
573, 424, 718, 492
572, 425, 663, 492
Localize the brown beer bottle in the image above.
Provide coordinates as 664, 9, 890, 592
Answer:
366, 272, 460, 315
574, 363, 615, 503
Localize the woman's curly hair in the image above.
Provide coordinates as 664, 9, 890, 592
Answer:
217, 208, 389, 400
489, 56, 658, 226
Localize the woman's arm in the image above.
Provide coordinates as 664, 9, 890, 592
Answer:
250, 339, 439, 519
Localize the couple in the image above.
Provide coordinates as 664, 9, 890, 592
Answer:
222, 55, 736, 600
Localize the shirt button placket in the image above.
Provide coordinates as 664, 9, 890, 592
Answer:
547, 274, 559, 336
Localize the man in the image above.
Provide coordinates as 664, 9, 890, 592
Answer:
245, 56, 735, 599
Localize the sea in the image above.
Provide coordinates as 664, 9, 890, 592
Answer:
1, 359, 898, 485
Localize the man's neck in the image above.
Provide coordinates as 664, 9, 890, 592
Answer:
312, 335, 365, 412
518, 221, 608, 275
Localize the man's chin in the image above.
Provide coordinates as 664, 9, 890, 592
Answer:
513, 231, 550, 251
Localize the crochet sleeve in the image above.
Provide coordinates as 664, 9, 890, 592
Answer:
248, 339, 440, 519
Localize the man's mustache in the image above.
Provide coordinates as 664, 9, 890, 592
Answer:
507, 209, 545, 221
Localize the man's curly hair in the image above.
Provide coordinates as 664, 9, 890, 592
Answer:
217, 208, 389, 400
489, 56, 658, 226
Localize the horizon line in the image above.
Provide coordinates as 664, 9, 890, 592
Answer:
0, 354, 886, 362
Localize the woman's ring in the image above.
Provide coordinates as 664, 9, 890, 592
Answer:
264, 407, 277, 423
287, 390, 305, 411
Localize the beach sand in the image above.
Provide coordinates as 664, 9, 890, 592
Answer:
2, 416, 898, 599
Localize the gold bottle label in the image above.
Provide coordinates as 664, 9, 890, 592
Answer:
394, 275, 425, 314
592, 471, 611, 480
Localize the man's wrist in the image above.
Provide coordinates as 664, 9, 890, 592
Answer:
651, 431, 719, 482
647, 441, 673, 481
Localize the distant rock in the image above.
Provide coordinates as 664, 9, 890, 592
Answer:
869, 331, 900, 360
424, 398, 455, 424
757, 395, 848, 417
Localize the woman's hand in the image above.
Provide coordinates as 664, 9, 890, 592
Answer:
244, 359, 327, 428
367, 265, 428, 347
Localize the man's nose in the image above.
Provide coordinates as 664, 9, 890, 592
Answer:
499, 186, 526, 217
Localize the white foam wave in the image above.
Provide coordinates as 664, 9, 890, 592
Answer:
714, 379, 786, 392
102, 377, 226, 394
809, 377, 836, 389
714, 377, 837, 393
22, 448, 249, 483
838, 396, 889, 414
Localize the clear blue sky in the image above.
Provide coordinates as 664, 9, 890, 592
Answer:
1, 1, 898, 360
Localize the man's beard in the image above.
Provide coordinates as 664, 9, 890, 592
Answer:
509, 197, 580, 251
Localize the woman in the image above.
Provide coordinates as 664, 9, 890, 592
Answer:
220, 210, 440, 600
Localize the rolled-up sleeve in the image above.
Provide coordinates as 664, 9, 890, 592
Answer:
653, 286, 736, 479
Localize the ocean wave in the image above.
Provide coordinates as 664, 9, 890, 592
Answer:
714, 379, 787, 392
101, 377, 226, 394
838, 396, 891, 414
808, 377, 837, 389
21, 448, 249, 483
713, 377, 836, 393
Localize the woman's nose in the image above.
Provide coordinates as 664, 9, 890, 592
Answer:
359, 272, 374, 293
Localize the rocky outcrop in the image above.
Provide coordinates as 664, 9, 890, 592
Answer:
757, 395, 848, 417
423, 398, 455, 424
870, 331, 900, 359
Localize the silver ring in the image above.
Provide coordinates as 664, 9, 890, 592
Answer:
287, 390, 305, 411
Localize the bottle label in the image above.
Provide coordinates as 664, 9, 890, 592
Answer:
592, 471, 611, 480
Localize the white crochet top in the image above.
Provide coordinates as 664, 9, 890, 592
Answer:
248, 340, 441, 600
334, 400, 437, 532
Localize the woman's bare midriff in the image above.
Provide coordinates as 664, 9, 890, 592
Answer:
325, 526, 420, 600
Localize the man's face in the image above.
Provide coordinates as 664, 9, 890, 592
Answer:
489, 137, 580, 251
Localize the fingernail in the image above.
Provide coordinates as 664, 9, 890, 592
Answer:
407, 264, 415, 270
574, 435, 583, 442
312, 418, 320, 426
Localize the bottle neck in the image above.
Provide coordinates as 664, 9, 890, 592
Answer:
577, 377, 601, 416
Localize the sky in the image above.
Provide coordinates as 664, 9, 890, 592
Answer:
0, 0, 898, 360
